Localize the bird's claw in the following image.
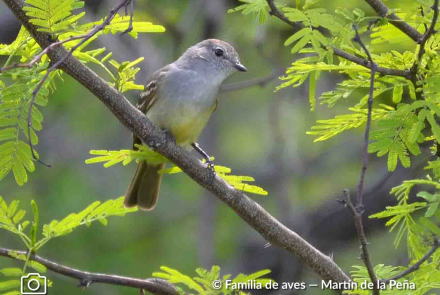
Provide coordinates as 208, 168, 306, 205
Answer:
206, 160, 216, 184
207, 160, 215, 173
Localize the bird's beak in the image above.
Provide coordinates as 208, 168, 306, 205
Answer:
235, 62, 247, 72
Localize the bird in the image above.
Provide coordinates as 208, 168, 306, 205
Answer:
124, 39, 247, 210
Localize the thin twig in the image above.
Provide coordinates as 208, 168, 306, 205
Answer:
21, 0, 132, 166
120, 0, 134, 35
420, 6, 429, 33
341, 190, 379, 294
0, 247, 178, 295
220, 69, 284, 93
348, 25, 379, 295
380, 237, 440, 284
0, 35, 88, 73
352, 25, 376, 208
265, 0, 409, 79
410, 0, 439, 75
332, 47, 408, 78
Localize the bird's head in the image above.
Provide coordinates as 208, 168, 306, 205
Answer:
180, 39, 247, 81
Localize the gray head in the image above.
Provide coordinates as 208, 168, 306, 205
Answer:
177, 39, 247, 81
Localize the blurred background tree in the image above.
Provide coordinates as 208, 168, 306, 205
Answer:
0, 0, 432, 294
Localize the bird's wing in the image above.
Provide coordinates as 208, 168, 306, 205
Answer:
137, 65, 172, 113
133, 65, 172, 150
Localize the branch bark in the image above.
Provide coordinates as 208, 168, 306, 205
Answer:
0, 247, 178, 295
363, 0, 423, 42
2, 0, 351, 289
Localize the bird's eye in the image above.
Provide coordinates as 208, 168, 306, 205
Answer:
215, 48, 224, 57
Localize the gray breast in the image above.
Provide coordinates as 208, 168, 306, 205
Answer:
146, 67, 220, 146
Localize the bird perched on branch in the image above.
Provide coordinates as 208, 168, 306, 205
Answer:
124, 39, 247, 210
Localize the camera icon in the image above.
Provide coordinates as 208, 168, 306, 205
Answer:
20, 273, 47, 294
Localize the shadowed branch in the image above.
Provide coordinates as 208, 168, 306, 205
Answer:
0, 247, 178, 295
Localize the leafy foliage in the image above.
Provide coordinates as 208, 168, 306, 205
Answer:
86, 146, 269, 195
0, 0, 165, 186
306, 106, 389, 142
370, 176, 440, 261
230, 0, 440, 174
153, 265, 272, 295
348, 261, 440, 294
227, 0, 269, 24
24, 0, 85, 33
282, 7, 342, 55
0, 196, 136, 250
0, 196, 136, 294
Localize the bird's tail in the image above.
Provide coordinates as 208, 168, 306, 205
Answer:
124, 161, 165, 210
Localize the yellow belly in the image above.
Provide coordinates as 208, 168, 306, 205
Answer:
170, 109, 213, 147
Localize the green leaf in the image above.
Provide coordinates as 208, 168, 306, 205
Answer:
392, 84, 403, 104
425, 201, 439, 217
309, 72, 317, 111
24, 0, 85, 33
0, 268, 22, 277
153, 266, 205, 294
408, 81, 416, 100
283, 8, 308, 22
0, 128, 17, 142
241, 269, 271, 281
417, 191, 437, 202
427, 112, 440, 142
0, 280, 20, 291
303, 0, 321, 9
12, 157, 27, 186
309, 107, 388, 142
31, 200, 38, 246
312, 29, 328, 46
352, 8, 365, 18
12, 210, 26, 224
284, 28, 312, 46
7, 201, 18, 218
27, 261, 47, 273
291, 34, 311, 54
419, 217, 440, 235
408, 121, 424, 143
426, 101, 440, 117
41, 197, 136, 241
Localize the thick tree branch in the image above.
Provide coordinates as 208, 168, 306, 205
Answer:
3, 0, 351, 288
0, 247, 178, 295
363, 0, 423, 42
265, 0, 409, 78
380, 237, 440, 284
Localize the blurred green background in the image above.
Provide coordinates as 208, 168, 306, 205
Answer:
0, 0, 430, 294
